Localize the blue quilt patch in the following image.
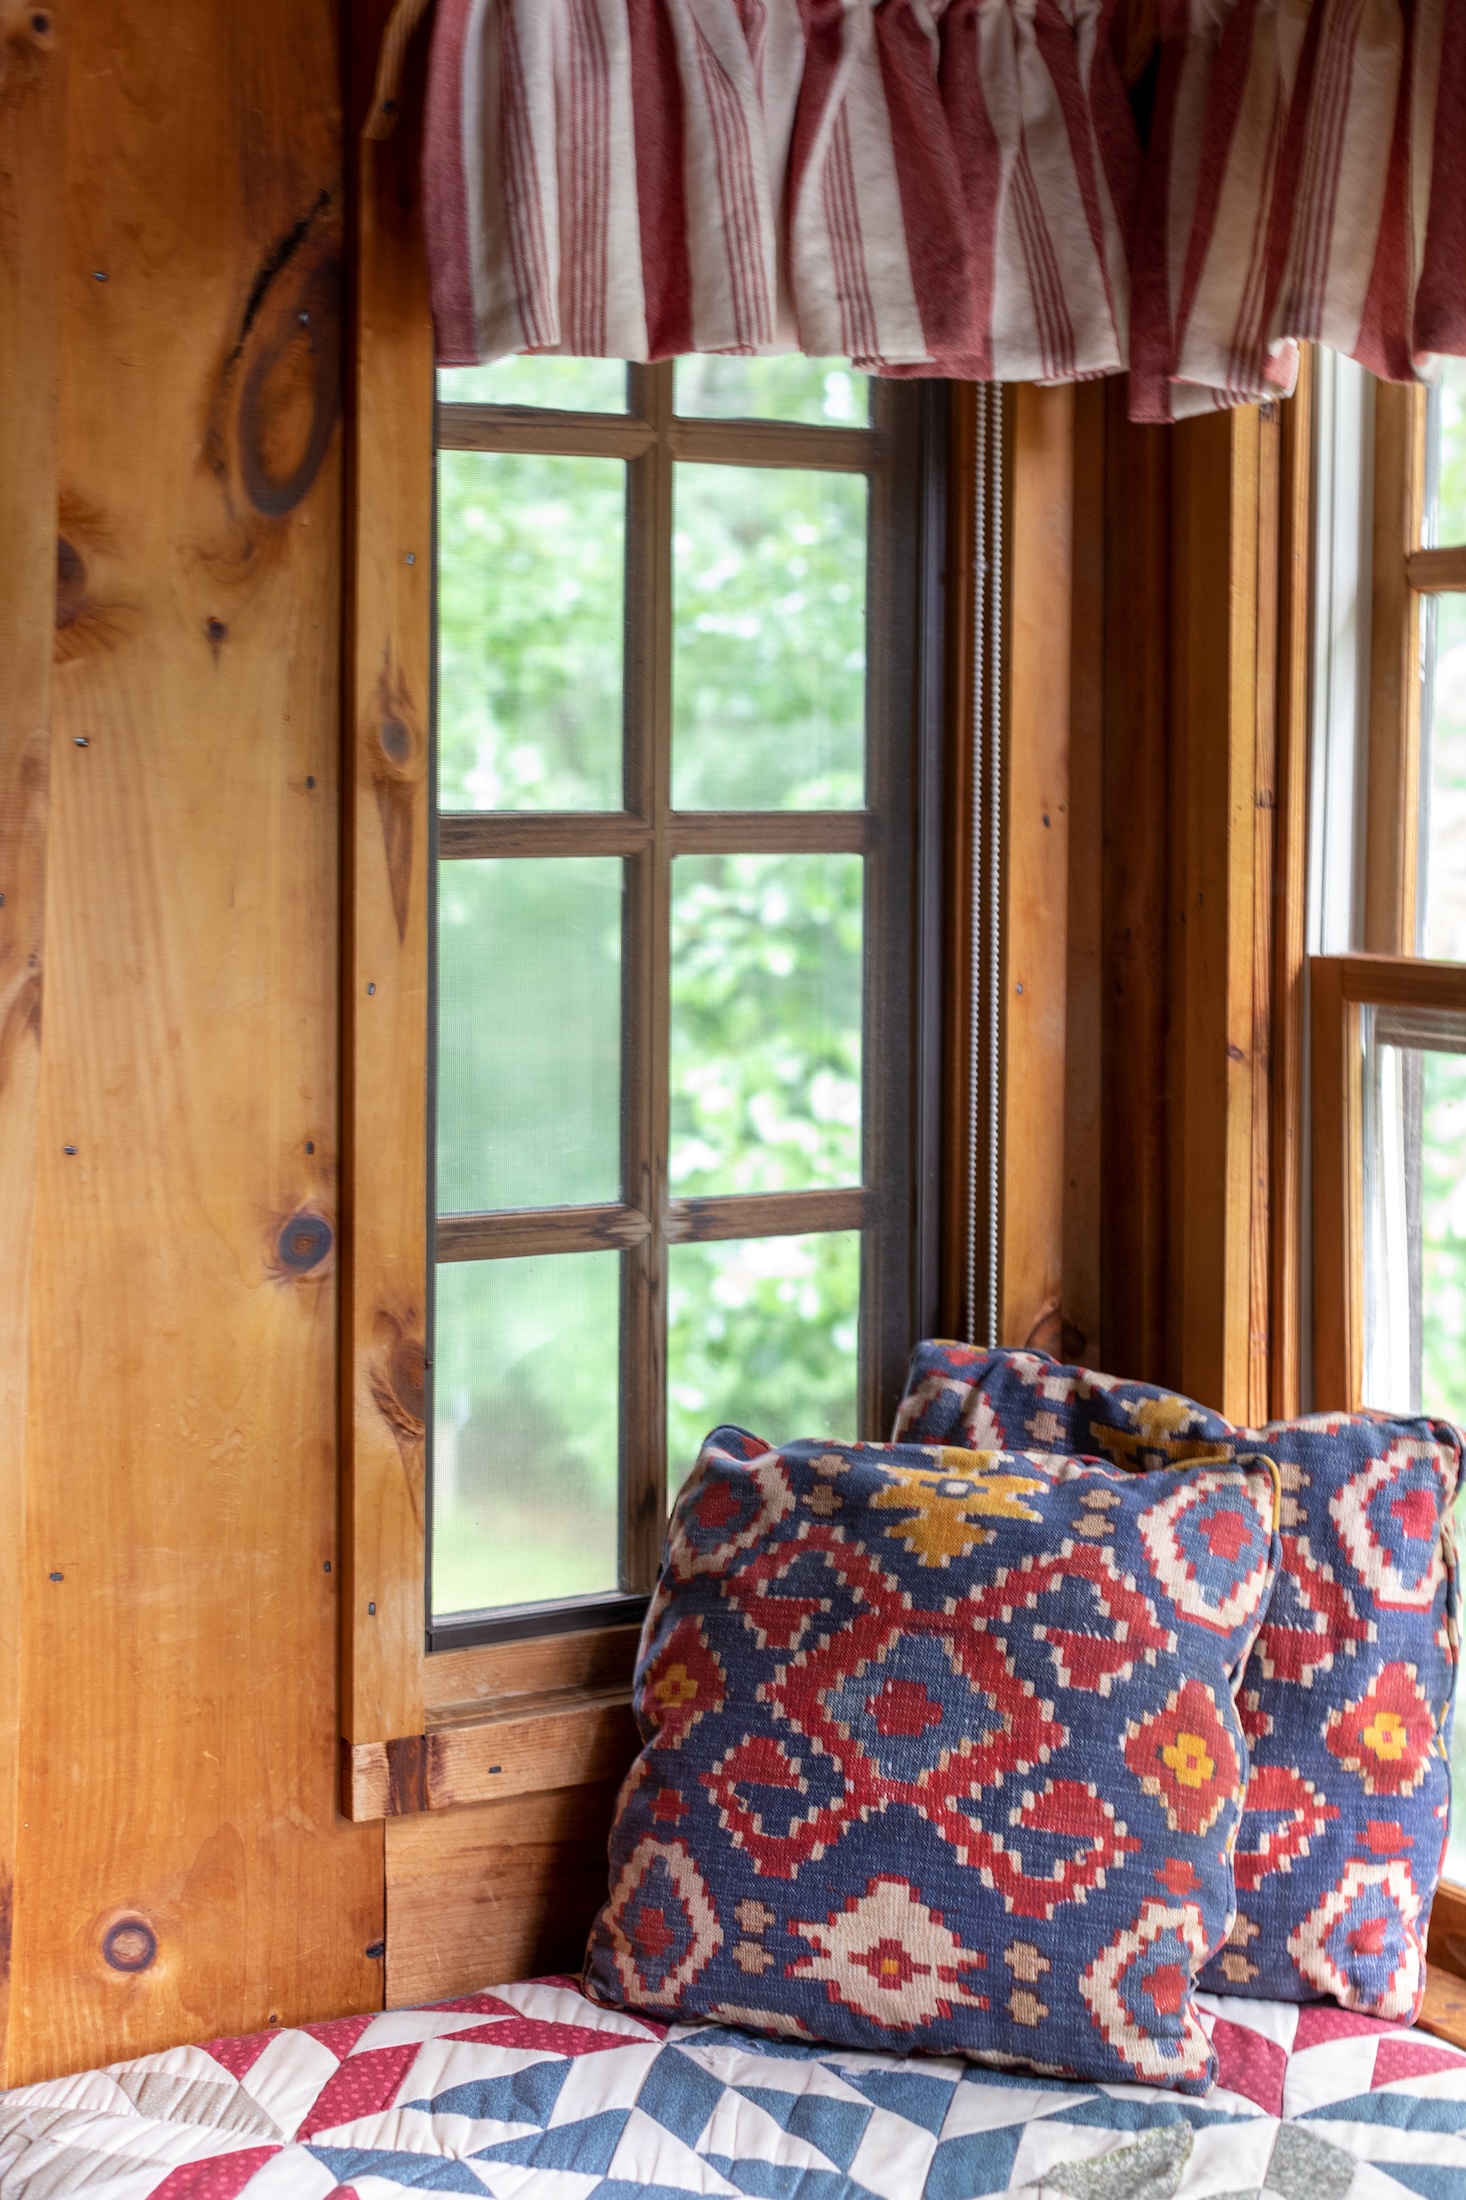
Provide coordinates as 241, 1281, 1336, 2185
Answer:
583, 1431, 1282, 2091
892, 1342, 1463, 2020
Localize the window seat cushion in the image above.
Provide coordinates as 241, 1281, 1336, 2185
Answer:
2, 1975, 1464, 2197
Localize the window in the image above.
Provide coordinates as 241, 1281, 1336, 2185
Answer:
1310, 361, 1466, 1886
427, 357, 945, 1647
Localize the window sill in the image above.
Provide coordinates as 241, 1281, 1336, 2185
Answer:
340, 1621, 642, 1822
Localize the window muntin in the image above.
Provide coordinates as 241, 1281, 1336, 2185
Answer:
428, 359, 935, 1641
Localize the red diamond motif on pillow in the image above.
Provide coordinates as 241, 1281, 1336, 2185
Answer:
1123, 1678, 1241, 1837
1324, 1661, 1436, 1797
642, 1615, 725, 1749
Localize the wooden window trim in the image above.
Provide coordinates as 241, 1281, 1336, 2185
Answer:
1364, 383, 1428, 956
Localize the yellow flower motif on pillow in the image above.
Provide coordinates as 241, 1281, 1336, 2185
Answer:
653, 1663, 701, 1712
1362, 1709, 1406, 1761
1161, 1730, 1216, 1790
1094, 1395, 1233, 1476
871, 1450, 1047, 1566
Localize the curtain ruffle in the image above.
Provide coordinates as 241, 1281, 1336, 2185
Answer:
420, 0, 1466, 419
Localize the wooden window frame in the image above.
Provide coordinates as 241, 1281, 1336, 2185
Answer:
339, 79, 950, 1819
1309, 951, 1466, 1410
429, 364, 938, 1655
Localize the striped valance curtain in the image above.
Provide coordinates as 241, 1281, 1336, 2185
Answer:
416, 0, 1466, 423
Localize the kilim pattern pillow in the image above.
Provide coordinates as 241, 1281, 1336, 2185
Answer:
892, 1342, 1463, 2022
583, 1428, 1281, 2092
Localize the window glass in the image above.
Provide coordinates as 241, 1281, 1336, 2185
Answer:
666, 1231, 860, 1488
670, 853, 863, 1197
1421, 593, 1466, 960
672, 465, 867, 810
1359, 1007, 1466, 1883
433, 1251, 621, 1618
673, 355, 868, 426
437, 858, 622, 1214
1425, 359, 1466, 547
438, 357, 628, 412
437, 451, 625, 812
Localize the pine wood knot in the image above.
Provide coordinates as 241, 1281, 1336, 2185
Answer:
55, 538, 85, 628
277, 1210, 332, 1272
103, 1918, 157, 1973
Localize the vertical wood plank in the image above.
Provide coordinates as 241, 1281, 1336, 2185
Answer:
1364, 382, 1426, 956
940, 385, 979, 1339
1101, 388, 1170, 1382
1000, 384, 1074, 1353
1168, 409, 1262, 1420
1270, 355, 1314, 1420
0, 0, 65, 2074
342, 1, 434, 1742
1248, 407, 1281, 1426
8, 0, 382, 2083
1062, 381, 1105, 1364
386, 1783, 622, 2008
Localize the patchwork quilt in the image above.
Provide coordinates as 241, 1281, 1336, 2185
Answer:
3, 1977, 1466, 2198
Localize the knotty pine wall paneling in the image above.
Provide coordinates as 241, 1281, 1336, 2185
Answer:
4, 0, 382, 2084
0, 0, 65, 2078
1166, 406, 1278, 1425
1000, 384, 1075, 1354
1061, 381, 1105, 1366
1100, 387, 1171, 1385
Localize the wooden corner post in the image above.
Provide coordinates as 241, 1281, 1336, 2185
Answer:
1167, 403, 1280, 1423
342, 0, 434, 1747
1000, 383, 1075, 1355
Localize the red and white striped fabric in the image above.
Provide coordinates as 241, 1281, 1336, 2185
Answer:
1133, 0, 1466, 420
419, 0, 1466, 419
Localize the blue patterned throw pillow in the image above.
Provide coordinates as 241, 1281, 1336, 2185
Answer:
893, 1343, 1463, 2021
583, 1429, 1281, 2091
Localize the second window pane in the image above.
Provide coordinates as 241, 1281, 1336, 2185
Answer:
670, 853, 863, 1197
437, 858, 622, 1213
1422, 592, 1466, 960
672, 465, 867, 810
437, 450, 625, 812
432, 1251, 621, 1619
667, 1230, 861, 1489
